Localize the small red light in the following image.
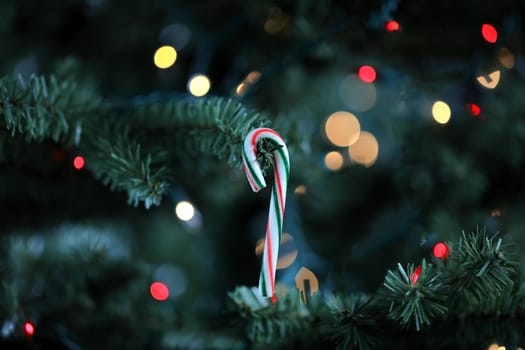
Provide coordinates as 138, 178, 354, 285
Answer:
433, 242, 450, 259
271, 294, 278, 303
23, 322, 34, 337
73, 156, 85, 170
150, 282, 169, 301
357, 65, 377, 83
385, 20, 400, 32
410, 265, 422, 284
467, 103, 481, 117
481, 24, 497, 43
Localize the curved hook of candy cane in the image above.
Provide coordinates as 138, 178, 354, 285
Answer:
242, 127, 290, 299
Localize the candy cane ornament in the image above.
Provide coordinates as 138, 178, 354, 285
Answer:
242, 128, 290, 300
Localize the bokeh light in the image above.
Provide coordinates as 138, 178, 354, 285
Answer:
175, 201, 195, 221
295, 267, 319, 303
467, 103, 481, 117
294, 185, 307, 195
324, 111, 361, 147
498, 48, 515, 69
324, 151, 344, 171
340, 75, 377, 112
358, 65, 377, 83
150, 282, 169, 301
385, 20, 400, 32
188, 74, 211, 97
236, 82, 248, 96
153, 45, 177, 69
348, 131, 379, 167
73, 155, 85, 170
154, 264, 188, 298
264, 7, 288, 34
23, 322, 34, 337
432, 101, 451, 124
477, 70, 500, 89
245, 71, 261, 83
433, 242, 450, 259
410, 265, 422, 284
481, 23, 498, 43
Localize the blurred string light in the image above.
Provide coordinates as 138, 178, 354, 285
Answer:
432, 100, 451, 124
357, 65, 377, 83
153, 45, 177, 69
385, 19, 400, 32
477, 70, 500, 89
487, 345, 506, 350
188, 74, 211, 97
410, 265, 422, 284
498, 48, 515, 69
324, 151, 344, 171
264, 7, 288, 34
467, 103, 481, 117
481, 23, 498, 43
23, 322, 34, 337
340, 75, 377, 112
433, 242, 450, 259
73, 155, 85, 170
175, 201, 195, 221
348, 131, 379, 167
150, 282, 169, 301
324, 111, 361, 147
255, 233, 298, 270
295, 267, 319, 304
236, 70, 261, 97
294, 185, 307, 195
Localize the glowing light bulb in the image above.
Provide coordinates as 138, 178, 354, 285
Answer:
467, 103, 481, 117
150, 282, 169, 301
358, 65, 376, 83
410, 265, 422, 284
477, 70, 501, 89
153, 45, 177, 69
385, 20, 400, 32
498, 48, 515, 69
481, 23, 497, 43
432, 101, 451, 124
73, 155, 85, 170
188, 74, 211, 97
348, 131, 379, 167
175, 201, 195, 221
433, 242, 450, 259
23, 322, 34, 337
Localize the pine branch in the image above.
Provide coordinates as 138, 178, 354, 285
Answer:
0, 74, 100, 143
381, 259, 448, 331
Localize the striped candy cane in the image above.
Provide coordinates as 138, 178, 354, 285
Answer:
242, 128, 290, 300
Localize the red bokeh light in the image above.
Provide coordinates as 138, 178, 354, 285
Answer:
433, 242, 450, 259
385, 20, 400, 32
23, 322, 34, 337
410, 265, 422, 284
73, 156, 85, 170
467, 103, 481, 117
358, 65, 376, 83
481, 24, 497, 43
150, 282, 169, 301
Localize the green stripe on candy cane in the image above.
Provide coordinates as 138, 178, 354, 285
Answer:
242, 128, 290, 301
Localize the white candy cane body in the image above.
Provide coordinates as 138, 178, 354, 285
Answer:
242, 128, 290, 299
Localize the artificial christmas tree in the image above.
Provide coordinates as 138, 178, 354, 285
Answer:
2, 0, 525, 349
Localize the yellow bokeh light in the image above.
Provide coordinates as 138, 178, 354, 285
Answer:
432, 100, 451, 124
477, 70, 501, 89
188, 74, 211, 97
487, 344, 499, 350
348, 131, 379, 167
324, 151, 344, 171
294, 185, 307, 195
498, 48, 515, 69
153, 45, 177, 69
245, 71, 261, 83
236, 82, 248, 96
324, 111, 361, 147
175, 201, 195, 221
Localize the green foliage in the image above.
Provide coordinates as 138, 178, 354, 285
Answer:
382, 260, 448, 330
